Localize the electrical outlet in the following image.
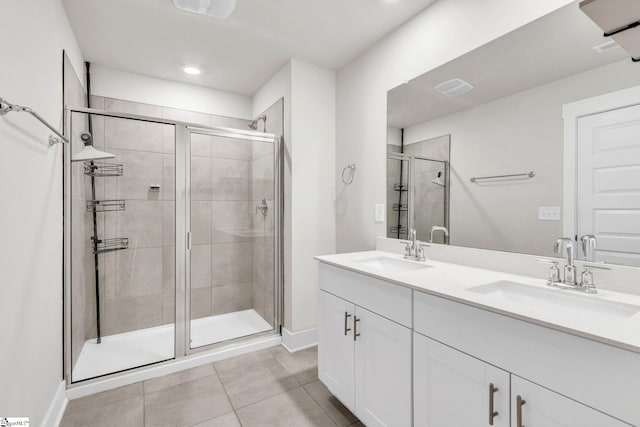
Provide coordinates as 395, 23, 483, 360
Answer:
375, 204, 385, 223
538, 206, 560, 221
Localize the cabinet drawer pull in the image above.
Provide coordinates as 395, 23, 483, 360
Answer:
489, 383, 499, 425
354, 316, 361, 342
344, 312, 352, 336
516, 395, 526, 427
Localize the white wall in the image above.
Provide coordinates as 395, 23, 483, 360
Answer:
91, 65, 252, 120
402, 59, 640, 257
252, 60, 336, 332
0, 0, 83, 424
290, 60, 336, 331
335, 0, 575, 252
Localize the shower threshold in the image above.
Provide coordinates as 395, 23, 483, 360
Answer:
72, 309, 273, 382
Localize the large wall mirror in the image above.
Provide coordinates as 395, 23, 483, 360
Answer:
386, 1, 640, 267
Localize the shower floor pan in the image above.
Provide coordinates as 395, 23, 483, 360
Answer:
72, 309, 272, 382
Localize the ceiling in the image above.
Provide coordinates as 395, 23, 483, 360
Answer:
62, 0, 436, 96
387, 3, 629, 129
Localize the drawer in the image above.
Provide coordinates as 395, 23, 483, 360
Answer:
319, 263, 412, 327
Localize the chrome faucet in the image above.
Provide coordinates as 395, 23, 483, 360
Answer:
429, 226, 449, 243
580, 235, 597, 262
554, 237, 577, 286
400, 228, 428, 261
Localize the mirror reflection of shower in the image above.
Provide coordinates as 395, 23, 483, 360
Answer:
248, 114, 267, 132
432, 170, 445, 187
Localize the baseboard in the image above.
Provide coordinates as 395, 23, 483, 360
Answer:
42, 380, 68, 427
281, 327, 317, 352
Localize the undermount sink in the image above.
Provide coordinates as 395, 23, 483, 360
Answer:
354, 257, 432, 274
467, 281, 640, 322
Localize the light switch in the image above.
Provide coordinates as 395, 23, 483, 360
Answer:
538, 206, 561, 221
375, 204, 385, 223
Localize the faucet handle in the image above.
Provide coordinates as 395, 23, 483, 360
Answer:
398, 240, 412, 257
536, 259, 560, 283
579, 264, 610, 294
582, 263, 611, 271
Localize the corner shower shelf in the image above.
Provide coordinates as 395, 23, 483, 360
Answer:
390, 226, 408, 235
86, 199, 126, 213
84, 161, 124, 177
393, 183, 408, 192
92, 237, 129, 255
393, 203, 408, 212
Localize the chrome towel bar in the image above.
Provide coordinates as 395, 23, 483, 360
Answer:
470, 171, 535, 183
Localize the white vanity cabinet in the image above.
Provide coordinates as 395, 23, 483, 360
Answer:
510, 376, 628, 427
414, 291, 638, 426
318, 264, 412, 427
414, 333, 628, 427
413, 333, 510, 427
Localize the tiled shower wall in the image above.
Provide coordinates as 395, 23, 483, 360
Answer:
71, 95, 281, 353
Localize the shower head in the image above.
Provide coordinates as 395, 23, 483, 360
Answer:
71, 132, 115, 162
432, 170, 446, 187
248, 115, 267, 131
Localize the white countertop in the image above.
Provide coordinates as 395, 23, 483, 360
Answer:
316, 250, 640, 354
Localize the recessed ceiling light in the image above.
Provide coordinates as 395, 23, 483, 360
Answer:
173, 0, 237, 19
184, 66, 201, 75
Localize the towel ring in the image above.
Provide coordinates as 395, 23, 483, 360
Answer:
342, 164, 356, 185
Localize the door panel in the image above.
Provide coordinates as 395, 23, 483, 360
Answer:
511, 376, 628, 427
355, 306, 411, 427
318, 291, 356, 411
414, 333, 510, 427
577, 104, 640, 266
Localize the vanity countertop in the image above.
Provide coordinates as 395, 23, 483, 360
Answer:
316, 250, 640, 354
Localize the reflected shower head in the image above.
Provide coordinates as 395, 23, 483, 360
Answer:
248, 115, 267, 131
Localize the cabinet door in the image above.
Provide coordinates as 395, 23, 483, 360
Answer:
511, 376, 628, 427
413, 333, 510, 427
355, 306, 412, 427
318, 290, 356, 411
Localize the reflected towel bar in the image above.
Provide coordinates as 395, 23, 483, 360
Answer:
0, 96, 68, 145
470, 171, 535, 183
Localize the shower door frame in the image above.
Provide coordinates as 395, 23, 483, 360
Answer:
183, 126, 283, 355
387, 153, 450, 241
63, 107, 283, 387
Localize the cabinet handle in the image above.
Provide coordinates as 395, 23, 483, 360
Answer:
516, 395, 526, 427
344, 312, 352, 336
353, 316, 361, 342
489, 383, 499, 425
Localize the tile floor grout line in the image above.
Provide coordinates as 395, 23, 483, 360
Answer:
211, 353, 309, 412
300, 384, 341, 427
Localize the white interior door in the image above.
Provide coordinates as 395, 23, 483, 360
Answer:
577, 104, 640, 267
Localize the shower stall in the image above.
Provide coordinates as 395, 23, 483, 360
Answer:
64, 104, 282, 384
387, 154, 450, 243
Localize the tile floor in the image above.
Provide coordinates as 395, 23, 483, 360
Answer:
60, 346, 363, 427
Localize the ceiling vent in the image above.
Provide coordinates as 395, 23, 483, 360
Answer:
173, 0, 237, 19
433, 78, 474, 97
593, 40, 621, 53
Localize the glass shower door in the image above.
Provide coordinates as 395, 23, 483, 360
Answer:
67, 110, 176, 382
187, 129, 278, 350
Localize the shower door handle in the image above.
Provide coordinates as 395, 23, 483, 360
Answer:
187, 232, 192, 250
